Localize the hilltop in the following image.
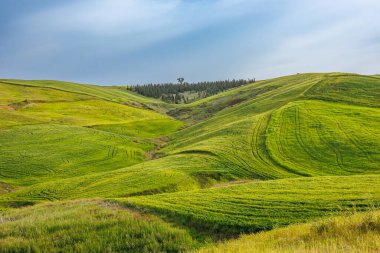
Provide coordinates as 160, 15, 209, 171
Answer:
0, 73, 379, 252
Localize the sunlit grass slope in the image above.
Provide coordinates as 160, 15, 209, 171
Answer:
90, 118, 183, 138
0, 81, 93, 105
2, 73, 379, 204
168, 73, 324, 123
0, 80, 183, 191
304, 73, 380, 107
266, 100, 380, 176
0, 124, 152, 186
0, 79, 156, 103
0, 200, 197, 253
0, 153, 230, 206
120, 175, 380, 236
0, 73, 380, 252
197, 210, 380, 253
163, 74, 326, 179
0, 98, 169, 129
163, 73, 380, 180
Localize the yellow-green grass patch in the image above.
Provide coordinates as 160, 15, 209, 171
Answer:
266, 100, 380, 176
0, 200, 197, 253
197, 210, 380, 253
119, 175, 380, 237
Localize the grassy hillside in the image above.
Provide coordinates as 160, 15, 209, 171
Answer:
197, 210, 380, 253
168, 73, 330, 122
0, 81, 93, 104
1, 73, 379, 203
0, 97, 169, 129
0, 80, 183, 192
304, 74, 380, 107
162, 73, 380, 180
119, 175, 380, 237
0, 73, 379, 252
0, 200, 197, 253
0, 79, 156, 103
0, 153, 227, 206
266, 100, 380, 176
0, 124, 153, 186
162, 74, 326, 180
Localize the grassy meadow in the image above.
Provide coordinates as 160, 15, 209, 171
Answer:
0, 200, 197, 253
196, 210, 380, 253
266, 100, 380, 176
0, 73, 379, 252
119, 175, 380, 237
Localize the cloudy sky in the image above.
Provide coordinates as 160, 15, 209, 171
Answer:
0, 0, 379, 85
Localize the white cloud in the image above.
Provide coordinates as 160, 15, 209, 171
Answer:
16, 0, 259, 55
2, 0, 380, 83
238, 0, 380, 79
22, 0, 258, 35
24, 0, 180, 35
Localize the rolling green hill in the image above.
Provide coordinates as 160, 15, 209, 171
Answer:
0, 124, 154, 186
0, 79, 156, 103
162, 73, 379, 179
1, 73, 379, 202
0, 73, 379, 252
266, 100, 380, 176
0, 80, 183, 192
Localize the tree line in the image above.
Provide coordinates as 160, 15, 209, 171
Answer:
126, 78, 255, 104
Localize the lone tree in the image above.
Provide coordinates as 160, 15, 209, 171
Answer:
177, 77, 185, 84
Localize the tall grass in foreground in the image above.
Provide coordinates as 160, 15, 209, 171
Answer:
197, 211, 380, 253
120, 175, 380, 237
0, 200, 197, 253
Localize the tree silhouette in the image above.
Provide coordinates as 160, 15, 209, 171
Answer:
177, 77, 185, 84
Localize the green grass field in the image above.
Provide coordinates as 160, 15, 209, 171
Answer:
197, 210, 380, 253
304, 74, 380, 107
119, 175, 380, 237
0, 73, 379, 252
266, 100, 380, 176
0, 124, 153, 186
0, 200, 197, 253
161, 73, 380, 180
0, 80, 183, 204
0, 79, 157, 103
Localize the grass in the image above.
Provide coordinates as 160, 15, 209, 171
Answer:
0, 82, 93, 105
0, 80, 183, 189
304, 73, 380, 107
0, 79, 158, 104
0, 73, 380, 251
196, 210, 380, 253
0, 124, 152, 186
161, 74, 327, 180
168, 73, 325, 124
0, 153, 231, 206
266, 100, 380, 176
90, 119, 183, 138
2, 73, 379, 202
0, 200, 197, 253
0, 98, 170, 129
119, 175, 380, 237
162, 73, 380, 180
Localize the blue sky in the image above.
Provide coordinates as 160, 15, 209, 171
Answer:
0, 0, 379, 85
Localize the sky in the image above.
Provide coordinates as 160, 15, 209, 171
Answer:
0, 0, 380, 85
